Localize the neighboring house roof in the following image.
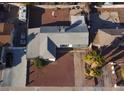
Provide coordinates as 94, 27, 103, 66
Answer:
93, 29, 124, 46
0, 23, 14, 45
42, 8, 70, 26
97, 7, 124, 23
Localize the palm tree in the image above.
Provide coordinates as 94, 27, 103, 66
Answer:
85, 68, 102, 78
89, 68, 102, 77
83, 50, 104, 78
83, 50, 105, 68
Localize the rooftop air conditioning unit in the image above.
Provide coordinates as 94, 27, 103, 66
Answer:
49, 58, 55, 61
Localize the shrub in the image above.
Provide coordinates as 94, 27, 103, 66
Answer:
33, 57, 46, 68
83, 50, 105, 68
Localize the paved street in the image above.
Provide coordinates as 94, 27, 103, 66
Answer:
2, 47, 27, 87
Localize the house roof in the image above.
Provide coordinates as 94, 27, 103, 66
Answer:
97, 8, 124, 23
93, 29, 124, 46
0, 35, 11, 45
101, 29, 124, 35
40, 16, 88, 33
0, 23, 13, 34
0, 23, 14, 45
27, 28, 89, 59
42, 8, 70, 26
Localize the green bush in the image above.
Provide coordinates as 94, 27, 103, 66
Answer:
33, 57, 46, 68
83, 50, 105, 68
83, 50, 104, 78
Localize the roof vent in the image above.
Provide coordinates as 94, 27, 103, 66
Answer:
52, 11, 55, 17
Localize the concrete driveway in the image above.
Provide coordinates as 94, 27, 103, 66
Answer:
2, 47, 27, 87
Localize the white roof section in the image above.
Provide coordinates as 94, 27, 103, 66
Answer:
27, 30, 89, 59
39, 34, 56, 60
41, 32, 88, 47
71, 16, 86, 24
27, 28, 40, 58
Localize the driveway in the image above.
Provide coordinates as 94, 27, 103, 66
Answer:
2, 47, 27, 87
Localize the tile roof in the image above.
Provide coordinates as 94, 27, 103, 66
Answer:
0, 23, 13, 34
0, 23, 14, 45
42, 8, 70, 26
0, 35, 11, 45
27, 51, 74, 86
101, 29, 124, 35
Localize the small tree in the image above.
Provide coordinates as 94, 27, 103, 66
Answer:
33, 57, 45, 68
85, 68, 102, 78
89, 68, 102, 77
83, 50, 104, 79
83, 50, 105, 68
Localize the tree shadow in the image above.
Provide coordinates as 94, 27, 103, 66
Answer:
27, 32, 38, 45
65, 20, 82, 31
42, 21, 70, 26
101, 35, 124, 66
89, 5, 124, 43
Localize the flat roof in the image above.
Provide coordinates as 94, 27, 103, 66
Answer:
40, 25, 88, 33
27, 28, 89, 59
42, 8, 70, 26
